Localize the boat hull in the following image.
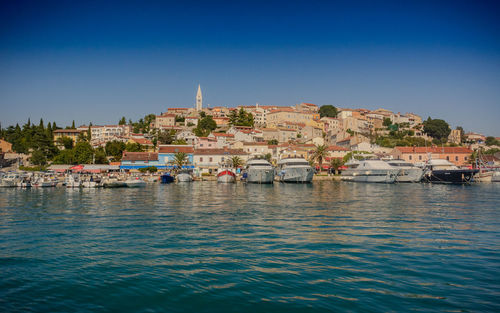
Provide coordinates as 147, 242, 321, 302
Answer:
217, 170, 236, 183
160, 174, 175, 184
342, 169, 399, 183
246, 168, 274, 184
125, 180, 146, 188
103, 182, 127, 188
177, 173, 193, 182
423, 169, 478, 184
474, 171, 493, 182
278, 167, 314, 183
395, 168, 424, 183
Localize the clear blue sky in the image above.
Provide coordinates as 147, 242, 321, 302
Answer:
1, 0, 499, 135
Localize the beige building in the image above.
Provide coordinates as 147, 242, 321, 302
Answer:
0, 139, 13, 153
267, 108, 320, 128
53, 129, 85, 147
154, 114, 176, 129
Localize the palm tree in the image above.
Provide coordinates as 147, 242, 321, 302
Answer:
173, 152, 188, 169
329, 158, 344, 175
312, 144, 328, 173
231, 156, 244, 168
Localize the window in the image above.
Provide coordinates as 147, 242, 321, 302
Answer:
455, 156, 458, 161
464, 156, 468, 160
446, 156, 450, 161
200, 144, 203, 147
209, 157, 213, 162
419, 155, 422, 160
409, 155, 412, 160
200, 157, 203, 162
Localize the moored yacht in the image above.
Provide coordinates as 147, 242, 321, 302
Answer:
276, 157, 314, 183
385, 159, 425, 183
422, 159, 478, 184
341, 159, 400, 183
244, 158, 274, 184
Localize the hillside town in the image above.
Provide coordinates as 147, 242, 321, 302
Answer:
1, 85, 499, 175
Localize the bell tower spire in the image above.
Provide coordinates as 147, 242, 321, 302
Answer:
196, 85, 202, 111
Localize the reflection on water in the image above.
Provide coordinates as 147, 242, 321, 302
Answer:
0, 182, 499, 312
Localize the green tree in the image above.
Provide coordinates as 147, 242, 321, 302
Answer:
194, 115, 217, 137
57, 136, 74, 150
30, 149, 47, 166
383, 117, 392, 127
264, 153, 272, 162
172, 139, 187, 145
52, 149, 76, 164
423, 117, 451, 143
105, 140, 126, 161
231, 156, 244, 168
125, 142, 143, 152
485, 136, 499, 146
318, 105, 338, 118
329, 158, 344, 175
119, 117, 127, 125
158, 130, 176, 144
311, 144, 328, 173
267, 139, 279, 145
173, 152, 188, 168
94, 147, 108, 164
74, 141, 93, 164
71, 120, 76, 129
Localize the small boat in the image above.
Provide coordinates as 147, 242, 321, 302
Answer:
160, 173, 175, 184
102, 176, 127, 188
276, 157, 314, 183
176, 170, 193, 182
125, 177, 146, 188
341, 159, 400, 183
385, 159, 424, 183
0, 173, 21, 187
492, 171, 500, 182
217, 168, 236, 183
244, 158, 274, 184
65, 174, 81, 188
422, 159, 478, 184
82, 175, 101, 188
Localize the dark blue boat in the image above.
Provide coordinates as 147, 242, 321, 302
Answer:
160, 173, 175, 184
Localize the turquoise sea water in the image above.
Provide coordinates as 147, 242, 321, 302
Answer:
0, 182, 499, 312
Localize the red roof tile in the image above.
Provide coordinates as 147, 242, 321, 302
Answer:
122, 152, 158, 161
158, 145, 194, 153
194, 148, 247, 155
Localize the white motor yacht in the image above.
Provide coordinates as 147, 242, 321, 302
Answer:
276, 157, 314, 183
341, 159, 400, 183
244, 158, 274, 184
385, 159, 425, 183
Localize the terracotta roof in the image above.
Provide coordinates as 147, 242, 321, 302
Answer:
160, 114, 177, 117
243, 142, 268, 146
167, 108, 189, 110
301, 103, 317, 107
269, 108, 295, 113
327, 145, 350, 151
212, 133, 234, 137
54, 129, 83, 133
194, 148, 247, 155
158, 146, 194, 153
122, 152, 158, 161
394, 146, 472, 154
131, 138, 153, 145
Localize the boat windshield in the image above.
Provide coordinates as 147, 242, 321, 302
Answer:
388, 162, 413, 167
285, 161, 310, 166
